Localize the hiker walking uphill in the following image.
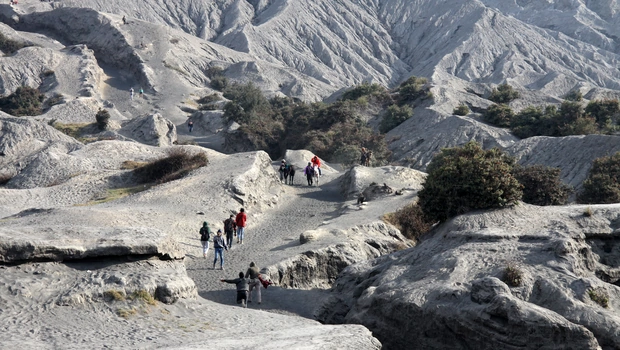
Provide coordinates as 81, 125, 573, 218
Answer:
245, 262, 262, 304
212, 230, 228, 270
223, 214, 237, 248
235, 208, 247, 245
220, 272, 250, 308
199, 222, 211, 258
278, 160, 288, 183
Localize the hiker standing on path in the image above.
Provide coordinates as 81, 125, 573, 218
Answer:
304, 162, 314, 186
187, 120, 194, 133
130, 87, 134, 100
223, 214, 236, 248
212, 230, 228, 270
235, 208, 247, 244
245, 262, 262, 304
221, 272, 250, 308
122, 15, 127, 24
199, 221, 211, 258
278, 160, 287, 183
139, 87, 144, 98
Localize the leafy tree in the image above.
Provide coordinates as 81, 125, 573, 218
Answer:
585, 99, 620, 130
95, 109, 111, 130
210, 76, 228, 91
453, 104, 470, 116
483, 104, 514, 127
564, 90, 583, 102
513, 165, 572, 206
379, 104, 413, 133
556, 101, 597, 136
488, 83, 520, 104
417, 141, 522, 222
397, 76, 428, 104
0, 86, 45, 116
578, 152, 620, 204
510, 105, 558, 138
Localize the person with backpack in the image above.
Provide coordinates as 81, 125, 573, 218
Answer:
304, 162, 314, 186
212, 229, 228, 270
199, 221, 211, 258
235, 208, 247, 244
221, 272, 250, 308
278, 160, 288, 183
223, 214, 237, 248
245, 262, 262, 304
311, 155, 322, 175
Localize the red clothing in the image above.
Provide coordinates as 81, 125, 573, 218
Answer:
235, 212, 247, 228
311, 156, 321, 168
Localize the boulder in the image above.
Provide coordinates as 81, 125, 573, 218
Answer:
119, 113, 177, 146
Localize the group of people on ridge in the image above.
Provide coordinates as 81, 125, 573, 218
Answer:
199, 208, 247, 270
279, 155, 322, 186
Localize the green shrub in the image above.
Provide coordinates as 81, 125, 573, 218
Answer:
383, 203, 434, 241
0, 86, 45, 116
396, 76, 428, 104
132, 148, 209, 184
588, 288, 609, 308
503, 263, 523, 287
484, 104, 514, 127
488, 83, 520, 104
341, 82, 389, 102
95, 109, 111, 130
578, 152, 620, 204
210, 76, 229, 91
379, 104, 413, 133
564, 90, 583, 102
510, 105, 557, 138
44, 93, 64, 109
418, 141, 522, 222
453, 104, 470, 116
512, 165, 572, 206
585, 99, 620, 131
0, 32, 31, 55
197, 93, 221, 105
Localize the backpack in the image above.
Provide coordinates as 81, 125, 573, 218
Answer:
200, 227, 210, 241
224, 218, 235, 232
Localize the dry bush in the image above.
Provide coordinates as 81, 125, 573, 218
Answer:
503, 263, 523, 287
117, 307, 138, 318
104, 290, 126, 301
132, 148, 208, 184
132, 290, 157, 305
0, 173, 12, 186
588, 288, 610, 308
383, 203, 434, 241
120, 160, 148, 170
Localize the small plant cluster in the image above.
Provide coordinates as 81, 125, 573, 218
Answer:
383, 203, 434, 241
0, 32, 32, 55
104, 289, 158, 319
588, 288, 610, 308
197, 93, 222, 110
453, 104, 470, 116
0, 86, 45, 116
50, 121, 91, 139
578, 152, 620, 204
488, 83, 520, 104
95, 109, 111, 130
503, 263, 523, 287
512, 165, 572, 206
132, 148, 208, 184
484, 96, 620, 138
206, 66, 228, 91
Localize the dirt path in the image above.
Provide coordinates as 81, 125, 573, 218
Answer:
185, 168, 344, 319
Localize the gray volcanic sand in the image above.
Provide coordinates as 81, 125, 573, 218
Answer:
186, 167, 344, 319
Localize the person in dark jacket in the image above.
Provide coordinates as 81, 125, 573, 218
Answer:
223, 214, 237, 248
221, 272, 250, 308
212, 230, 228, 270
245, 262, 262, 304
199, 222, 211, 258
304, 162, 314, 186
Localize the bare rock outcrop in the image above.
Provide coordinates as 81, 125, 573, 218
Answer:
118, 113, 177, 146
340, 165, 426, 200
317, 203, 620, 349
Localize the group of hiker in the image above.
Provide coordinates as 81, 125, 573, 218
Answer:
129, 87, 144, 100
279, 155, 323, 186
220, 261, 271, 308
199, 208, 247, 270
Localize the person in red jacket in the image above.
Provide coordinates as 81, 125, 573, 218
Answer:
311, 155, 321, 175
235, 208, 247, 244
